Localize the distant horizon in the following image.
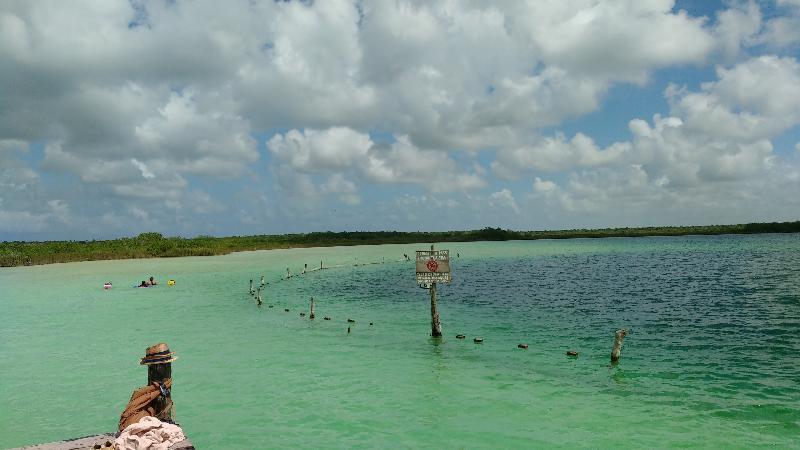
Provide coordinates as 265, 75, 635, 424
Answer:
2, 1, 800, 241
4, 219, 799, 244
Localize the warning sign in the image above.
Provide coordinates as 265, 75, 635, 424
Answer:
416, 250, 451, 284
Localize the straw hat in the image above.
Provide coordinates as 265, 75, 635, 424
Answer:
140, 342, 178, 365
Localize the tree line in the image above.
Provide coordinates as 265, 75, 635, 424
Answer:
1, 221, 799, 267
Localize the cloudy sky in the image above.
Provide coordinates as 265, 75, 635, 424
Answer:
2, 0, 800, 240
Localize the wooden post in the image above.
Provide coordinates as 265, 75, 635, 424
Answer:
320, 260, 323, 269
310, 297, 315, 319
147, 359, 173, 422
286, 267, 290, 278
249, 279, 253, 295
611, 329, 628, 363
429, 244, 442, 337
260, 275, 265, 287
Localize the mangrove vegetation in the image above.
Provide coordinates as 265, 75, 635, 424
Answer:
1, 221, 799, 267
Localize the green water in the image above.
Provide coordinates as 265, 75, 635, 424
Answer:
1, 235, 799, 448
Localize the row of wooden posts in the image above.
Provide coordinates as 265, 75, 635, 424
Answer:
246, 246, 628, 363
423, 244, 628, 362
247, 271, 372, 330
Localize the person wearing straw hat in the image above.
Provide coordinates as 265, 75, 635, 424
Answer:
118, 343, 178, 432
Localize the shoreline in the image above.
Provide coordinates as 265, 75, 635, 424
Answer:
2, 221, 799, 267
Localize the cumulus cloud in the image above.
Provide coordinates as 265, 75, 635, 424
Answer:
711, 1, 800, 59
526, 159, 800, 227
515, 0, 714, 81
321, 174, 361, 205
489, 189, 521, 214
134, 90, 259, 177
504, 55, 799, 190
0, 1, 798, 236
268, 128, 486, 194
0, 139, 56, 234
492, 132, 631, 178
713, 1, 762, 61
131, 159, 155, 179
669, 56, 800, 141
353, 0, 717, 150
515, 53, 800, 227
268, 127, 372, 173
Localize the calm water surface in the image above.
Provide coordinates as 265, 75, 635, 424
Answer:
1, 235, 799, 448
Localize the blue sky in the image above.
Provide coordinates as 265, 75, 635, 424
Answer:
1, 0, 800, 240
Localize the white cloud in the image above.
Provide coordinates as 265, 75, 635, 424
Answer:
0, 139, 27, 153
675, 56, 800, 140
274, 165, 318, 201
134, 90, 259, 177
321, 174, 361, 205
628, 114, 774, 186
268, 127, 372, 173
129, 206, 149, 221
713, 1, 762, 62
710, 1, 800, 58
492, 132, 630, 178
590, 56, 800, 192
0, 210, 50, 233
268, 128, 486, 193
533, 177, 559, 194
131, 159, 155, 179
524, 158, 800, 227
1, 1, 798, 236
515, 0, 714, 82
321, 173, 357, 195
1, 0, 720, 177
758, 15, 800, 49
489, 189, 521, 214
185, 190, 226, 214
515, 53, 800, 227
0, 140, 53, 233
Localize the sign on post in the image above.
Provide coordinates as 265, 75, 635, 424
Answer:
416, 250, 451, 284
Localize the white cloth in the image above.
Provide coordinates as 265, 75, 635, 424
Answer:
115, 416, 186, 450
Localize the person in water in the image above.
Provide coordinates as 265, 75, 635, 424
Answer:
139, 280, 149, 288
149, 276, 158, 286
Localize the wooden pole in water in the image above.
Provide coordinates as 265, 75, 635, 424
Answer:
429, 244, 442, 337
249, 279, 253, 295
310, 297, 315, 319
147, 348, 174, 422
611, 329, 628, 363
260, 275, 265, 287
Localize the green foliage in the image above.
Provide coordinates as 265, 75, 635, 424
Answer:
1, 221, 799, 267
137, 232, 164, 241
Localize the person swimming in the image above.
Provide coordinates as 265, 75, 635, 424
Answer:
138, 280, 149, 288
148, 276, 158, 286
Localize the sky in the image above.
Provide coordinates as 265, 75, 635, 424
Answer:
2, 0, 800, 240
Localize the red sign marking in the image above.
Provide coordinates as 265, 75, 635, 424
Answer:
426, 259, 439, 272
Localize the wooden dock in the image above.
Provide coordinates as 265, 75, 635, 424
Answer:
11, 433, 193, 450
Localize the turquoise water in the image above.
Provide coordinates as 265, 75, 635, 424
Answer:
1, 235, 799, 448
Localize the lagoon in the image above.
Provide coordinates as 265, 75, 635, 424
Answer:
1, 235, 799, 448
